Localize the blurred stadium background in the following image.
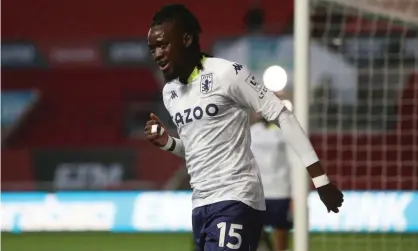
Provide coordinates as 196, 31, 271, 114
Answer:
1, 0, 417, 250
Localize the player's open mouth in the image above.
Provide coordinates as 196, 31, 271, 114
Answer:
158, 61, 170, 72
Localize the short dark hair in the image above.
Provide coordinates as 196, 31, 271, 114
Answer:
151, 4, 202, 51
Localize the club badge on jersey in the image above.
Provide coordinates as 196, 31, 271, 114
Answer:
200, 73, 213, 94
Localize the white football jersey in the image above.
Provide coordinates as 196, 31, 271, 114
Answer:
162, 57, 285, 210
250, 122, 291, 199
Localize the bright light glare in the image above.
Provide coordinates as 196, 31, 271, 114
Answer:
283, 100, 293, 112
263, 65, 287, 92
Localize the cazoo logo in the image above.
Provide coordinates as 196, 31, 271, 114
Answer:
171, 104, 219, 126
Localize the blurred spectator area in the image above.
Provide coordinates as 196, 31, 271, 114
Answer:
2, 0, 293, 50
1, 0, 417, 192
1, 0, 294, 191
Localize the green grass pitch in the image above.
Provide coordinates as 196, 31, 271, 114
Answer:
2, 232, 418, 251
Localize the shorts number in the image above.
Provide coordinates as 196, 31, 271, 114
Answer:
217, 222, 243, 249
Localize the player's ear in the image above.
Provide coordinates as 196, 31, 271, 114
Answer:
183, 33, 193, 48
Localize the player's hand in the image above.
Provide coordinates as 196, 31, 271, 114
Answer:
317, 183, 344, 213
144, 113, 169, 147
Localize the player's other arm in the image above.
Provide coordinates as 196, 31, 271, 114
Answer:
144, 113, 185, 158
271, 92, 326, 184
225, 64, 343, 213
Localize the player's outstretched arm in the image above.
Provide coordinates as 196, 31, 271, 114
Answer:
277, 108, 343, 213
271, 93, 343, 213
144, 113, 185, 158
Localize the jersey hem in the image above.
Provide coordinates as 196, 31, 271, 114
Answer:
192, 196, 266, 211
264, 195, 292, 200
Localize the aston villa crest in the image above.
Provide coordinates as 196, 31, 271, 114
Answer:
200, 73, 213, 94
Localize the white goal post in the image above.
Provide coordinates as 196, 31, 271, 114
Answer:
293, 0, 311, 251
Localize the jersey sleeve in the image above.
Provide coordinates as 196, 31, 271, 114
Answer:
161, 85, 186, 159
223, 63, 285, 122
223, 63, 320, 168
161, 85, 172, 115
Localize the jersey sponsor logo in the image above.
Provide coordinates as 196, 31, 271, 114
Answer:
232, 63, 243, 75
170, 90, 178, 100
171, 103, 219, 126
245, 74, 262, 92
200, 73, 213, 94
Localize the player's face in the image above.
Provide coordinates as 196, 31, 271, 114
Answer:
147, 21, 186, 81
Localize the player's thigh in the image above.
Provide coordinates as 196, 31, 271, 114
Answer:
204, 200, 263, 251
192, 205, 208, 251
263, 198, 292, 230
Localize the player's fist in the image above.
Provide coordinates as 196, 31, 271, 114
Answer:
144, 113, 169, 147
317, 183, 344, 213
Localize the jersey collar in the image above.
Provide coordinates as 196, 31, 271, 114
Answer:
187, 56, 206, 83
267, 123, 278, 130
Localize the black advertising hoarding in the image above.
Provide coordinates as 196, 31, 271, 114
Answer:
32, 149, 137, 190
2, 39, 152, 69
1, 42, 46, 68
102, 39, 151, 66
45, 43, 103, 68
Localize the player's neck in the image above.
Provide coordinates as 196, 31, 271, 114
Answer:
178, 66, 193, 85
178, 52, 203, 85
